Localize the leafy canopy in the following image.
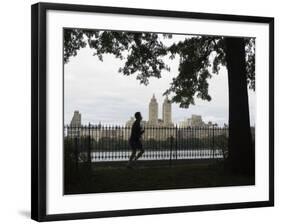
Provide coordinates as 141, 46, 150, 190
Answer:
64, 29, 255, 108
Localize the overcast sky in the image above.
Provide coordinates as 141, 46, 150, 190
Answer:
64, 34, 256, 127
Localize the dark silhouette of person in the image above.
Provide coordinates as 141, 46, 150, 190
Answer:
127, 112, 145, 168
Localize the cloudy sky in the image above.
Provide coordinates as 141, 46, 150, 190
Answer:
64, 33, 256, 127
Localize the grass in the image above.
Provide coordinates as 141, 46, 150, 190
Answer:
64, 160, 254, 194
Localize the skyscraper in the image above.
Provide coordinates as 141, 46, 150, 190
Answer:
68, 110, 82, 137
70, 110, 81, 127
162, 96, 172, 125
148, 94, 158, 125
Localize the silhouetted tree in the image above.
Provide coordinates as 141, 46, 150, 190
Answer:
64, 29, 255, 175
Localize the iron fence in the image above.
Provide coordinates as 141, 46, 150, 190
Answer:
64, 125, 229, 165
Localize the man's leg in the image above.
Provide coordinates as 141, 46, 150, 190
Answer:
134, 149, 144, 161
128, 150, 136, 163
134, 141, 144, 161
127, 141, 137, 167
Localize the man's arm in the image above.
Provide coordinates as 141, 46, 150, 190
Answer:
136, 122, 144, 137
139, 123, 145, 135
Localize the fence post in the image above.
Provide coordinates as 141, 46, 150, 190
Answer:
87, 123, 91, 165
74, 135, 78, 170
212, 125, 215, 159
169, 135, 174, 167
175, 125, 178, 161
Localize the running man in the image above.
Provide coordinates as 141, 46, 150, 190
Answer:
127, 112, 145, 168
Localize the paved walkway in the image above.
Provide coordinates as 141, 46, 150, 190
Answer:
90, 158, 219, 170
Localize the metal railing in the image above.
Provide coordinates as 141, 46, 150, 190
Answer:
64, 125, 229, 165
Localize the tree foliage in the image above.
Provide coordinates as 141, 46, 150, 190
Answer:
64, 29, 255, 108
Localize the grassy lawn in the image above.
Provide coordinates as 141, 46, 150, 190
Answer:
64, 160, 254, 194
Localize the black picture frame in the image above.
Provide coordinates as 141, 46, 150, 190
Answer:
31, 2, 274, 222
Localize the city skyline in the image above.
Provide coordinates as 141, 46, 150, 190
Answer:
68, 94, 222, 127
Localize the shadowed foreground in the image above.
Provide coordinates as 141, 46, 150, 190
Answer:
64, 160, 254, 194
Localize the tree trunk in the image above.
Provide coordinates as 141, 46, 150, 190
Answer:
225, 37, 254, 176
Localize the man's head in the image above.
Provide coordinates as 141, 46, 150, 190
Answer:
134, 112, 142, 121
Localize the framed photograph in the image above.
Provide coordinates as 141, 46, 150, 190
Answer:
31, 2, 274, 222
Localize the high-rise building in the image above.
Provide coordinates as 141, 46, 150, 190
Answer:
180, 114, 213, 127
162, 96, 172, 125
68, 110, 82, 137
148, 94, 158, 125
70, 110, 81, 127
